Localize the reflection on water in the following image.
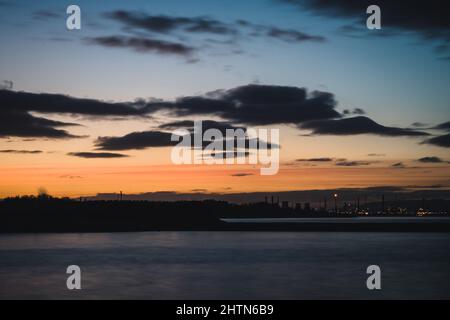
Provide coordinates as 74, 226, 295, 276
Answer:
222, 217, 450, 223
0, 232, 449, 299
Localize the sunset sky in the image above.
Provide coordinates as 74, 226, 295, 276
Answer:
0, 0, 449, 198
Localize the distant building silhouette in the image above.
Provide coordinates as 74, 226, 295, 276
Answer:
304, 202, 311, 211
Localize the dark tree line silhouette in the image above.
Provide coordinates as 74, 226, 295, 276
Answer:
1, 195, 449, 233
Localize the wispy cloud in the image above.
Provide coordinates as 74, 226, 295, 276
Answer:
67, 152, 129, 159
85, 36, 196, 58
0, 149, 42, 154
296, 157, 334, 162
93, 10, 326, 60
417, 156, 447, 163
231, 173, 254, 177
335, 160, 373, 167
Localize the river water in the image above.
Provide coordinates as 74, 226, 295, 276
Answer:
0, 232, 449, 299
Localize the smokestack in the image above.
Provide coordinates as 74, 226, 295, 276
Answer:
357, 196, 360, 212
120, 191, 123, 201
382, 194, 385, 213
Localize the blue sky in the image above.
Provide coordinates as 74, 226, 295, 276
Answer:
1, 0, 449, 127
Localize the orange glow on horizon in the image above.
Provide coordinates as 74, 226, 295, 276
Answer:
0, 164, 449, 198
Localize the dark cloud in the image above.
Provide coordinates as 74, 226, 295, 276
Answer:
95, 127, 275, 151
147, 86, 431, 141
0, 89, 154, 139
99, 10, 325, 60
417, 156, 445, 163
106, 10, 326, 44
0, 110, 82, 139
277, 0, 450, 58
203, 151, 251, 160
0, 86, 433, 143
106, 11, 237, 35
422, 133, 450, 148
158, 120, 199, 130
160, 119, 276, 150
151, 96, 232, 118
159, 120, 246, 135
0, 149, 42, 154
67, 152, 129, 159
278, 0, 449, 40
85, 36, 195, 57
411, 122, 428, 128
95, 131, 177, 151
150, 85, 341, 125
231, 173, 254, 177
343, 108, 366, 115
368, 153, 386, 157
296, 157, 333, 162
299, 116, 429, 137
266, 27, 325, 43
432, 121, 450, 132
392, 162, 405, 168
335, 160, 372, 167
0, 89, 149, 116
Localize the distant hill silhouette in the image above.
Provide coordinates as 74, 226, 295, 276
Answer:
86, 187, 450, 207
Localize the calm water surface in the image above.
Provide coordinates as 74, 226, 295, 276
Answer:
0, 232, 449, 299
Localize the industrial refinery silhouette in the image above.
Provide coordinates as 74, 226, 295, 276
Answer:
1, 191, 449, 233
